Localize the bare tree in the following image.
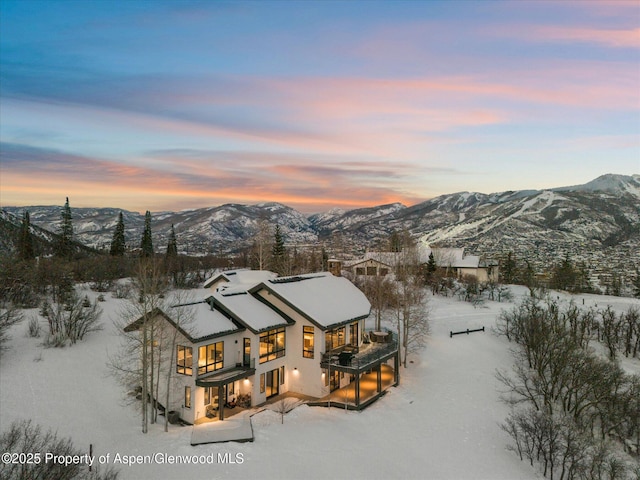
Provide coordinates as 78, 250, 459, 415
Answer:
110, 259, 167, 434
273, 398, 297, 424
161, 292, 195, 432
252, 219, 272, 271
0, 299, 23, 357
42, 292, 102, 346
0, 419, 119, 480
392, 233, 430, 368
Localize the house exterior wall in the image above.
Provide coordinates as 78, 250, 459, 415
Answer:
254, 290, 328, 398
349, 259, 391, 277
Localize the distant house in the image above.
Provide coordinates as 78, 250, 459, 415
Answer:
344, 247, 499, 283
344, 257, 393, 277
124, 270, 399, 425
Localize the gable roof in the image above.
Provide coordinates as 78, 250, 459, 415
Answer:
123, 302, 243, 343
251, 272, 371, 330
203, 269, 277, 290
209, 290, 292, 334
344, 257, 394, 269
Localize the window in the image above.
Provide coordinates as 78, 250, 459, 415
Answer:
176, 345, 193, 375
260, 373, 265, 393
280, 366, 285, 385
198, 341, 224, 374
380, 268, 389, 276
349, 322, 359, 346
259, 327, 286, 364
303, 326, 314, 359
184, 386, 191, 408
367, 266, 377, 276
204, 387, 217, 406
355, 267, 365, 275
243, 338, 251, 367
325, 326, 345, 352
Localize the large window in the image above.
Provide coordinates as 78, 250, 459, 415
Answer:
325, 326, 345, 352
349, 322, 359, 346
303, 326, 314, 358
184, 386, 191, 408
176, 345, 193, 375
198, 341, 224, 374
259, 327, 286, 364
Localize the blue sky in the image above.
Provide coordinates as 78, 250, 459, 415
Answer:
1, 0, 638, 213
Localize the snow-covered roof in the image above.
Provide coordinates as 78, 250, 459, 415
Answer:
203, 269, 277, 290
170, 301, 240, 341
211, 290, 290, 333
253, 272, 371, 329
348, 247, 484, 269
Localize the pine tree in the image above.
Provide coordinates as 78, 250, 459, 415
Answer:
110, 212, 126, 256
56, 197, 74, 258
389, 231, 402, 252
271, 224, 286, 275
140, 211, 154, 258
165, 224, 178, 258
502, 251, 516, 284
426, 252, 437, 275
18, 211, 35, 261
551, 254, 576, 291
633, 268, 640, 299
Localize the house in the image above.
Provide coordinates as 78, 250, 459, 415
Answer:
344, 247, 499, 283
124, 270, 399, 424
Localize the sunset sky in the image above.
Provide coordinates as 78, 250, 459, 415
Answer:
1, 0, 639, 214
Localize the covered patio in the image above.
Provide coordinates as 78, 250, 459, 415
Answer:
316, 330, 399, 410
195, 365, 255, 422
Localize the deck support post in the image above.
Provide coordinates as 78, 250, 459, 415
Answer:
218, 385, 224, 421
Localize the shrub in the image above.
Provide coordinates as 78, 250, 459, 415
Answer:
0, 419, 119, 480
27, 315, 41, 338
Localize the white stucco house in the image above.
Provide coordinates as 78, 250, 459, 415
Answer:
125, 270, 399, 424
344, 247, 499, 283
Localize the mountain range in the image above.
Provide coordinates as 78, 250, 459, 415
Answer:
2, 173, 639, 288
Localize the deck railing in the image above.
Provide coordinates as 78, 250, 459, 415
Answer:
321, 329, 398, 371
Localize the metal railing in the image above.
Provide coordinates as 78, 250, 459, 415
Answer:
321, 329, 398, 371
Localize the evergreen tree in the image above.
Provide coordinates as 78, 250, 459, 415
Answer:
18, 211, 35, 261
426, 252, 437, 275
56, 197, 74, 258
502, 251, 516, 284
139, 211, 154, 258
110, 212, 126, 256
633, 268, 640, 299
165, 224, 178, 258
271, 224, 286, 275
551, 254, 576, 291
389, 231, 402, 252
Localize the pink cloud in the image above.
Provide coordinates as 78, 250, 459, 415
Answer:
522, 25, 640, 48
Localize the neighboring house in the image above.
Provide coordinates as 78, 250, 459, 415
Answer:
124, 270, 399, 424
344, 247, 499, 283
343, 257, 393, 277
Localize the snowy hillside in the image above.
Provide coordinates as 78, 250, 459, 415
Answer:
2, 175, 639, 287
1, 284, 638, 479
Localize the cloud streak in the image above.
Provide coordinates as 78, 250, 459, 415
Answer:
1, 1, 638, 212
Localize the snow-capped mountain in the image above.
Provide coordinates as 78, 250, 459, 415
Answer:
2, 202, 317, 255
2, 175, 639, 282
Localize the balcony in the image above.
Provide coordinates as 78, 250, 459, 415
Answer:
320, 329, 398, 373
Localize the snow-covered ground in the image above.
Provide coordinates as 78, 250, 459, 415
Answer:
1, 285, 638, 480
